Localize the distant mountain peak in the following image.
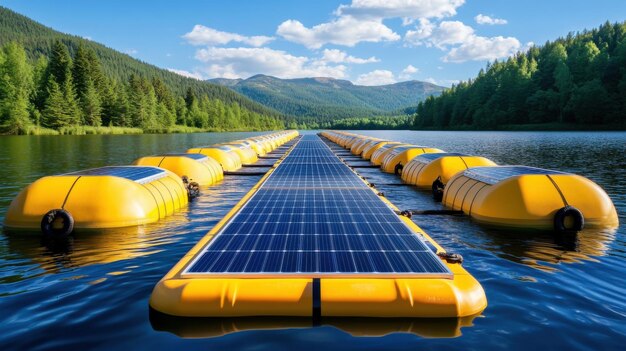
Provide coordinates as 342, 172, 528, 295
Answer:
209, 74, 445, 119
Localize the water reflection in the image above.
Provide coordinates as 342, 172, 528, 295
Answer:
149, 309, 479, 339
475, 226, 617, 272
2, 214, 187, 276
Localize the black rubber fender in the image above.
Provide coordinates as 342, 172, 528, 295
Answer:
554, 206, 584, 232
432, 176, 445, 202
41, 209, 74, 238
394, 163, 403, 176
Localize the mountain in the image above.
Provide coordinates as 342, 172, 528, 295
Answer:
0, 6, 284, 120
209, 75, 445, 121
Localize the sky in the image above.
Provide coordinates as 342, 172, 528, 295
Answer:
3, 0, 626, 87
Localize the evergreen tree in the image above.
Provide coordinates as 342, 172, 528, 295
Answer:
0, 42, 32, 134
42, 77, 72, 129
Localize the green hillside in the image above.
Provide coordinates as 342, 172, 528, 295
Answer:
0, 6, 289, 134
210, 75, 445, 122
414, 21, 626, 130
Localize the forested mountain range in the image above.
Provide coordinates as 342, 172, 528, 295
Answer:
210, 75, 445, 121
0, 6, 288, 134
413, 21, 626, 130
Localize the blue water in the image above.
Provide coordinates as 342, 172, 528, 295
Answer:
0, 131, 624, 350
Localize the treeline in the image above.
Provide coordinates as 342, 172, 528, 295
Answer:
304, 115, 411, 130
414, 21, 626, 129
0, 6, 284, 119
0, 41, 284, 134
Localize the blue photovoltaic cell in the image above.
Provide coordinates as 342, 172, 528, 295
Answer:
165, 153, 209, 161
184, 134, 451, 277
416, 152, 468, 163
67, 166, 167, 184
464, 166, 569, 185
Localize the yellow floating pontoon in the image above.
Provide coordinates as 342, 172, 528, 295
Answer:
351, 138, 381, 155
150, 134, 487, 318
361, 141, 399, 161
133, 153, 224, 186
218, 143, 259, 165
186, 146, 242, 172
380, 145, 445, 174
4, 166, 188, 236
370, 144, 412, 166
236, 140, 265, 156
402, 153, 497, 188
443, 166, 619, 231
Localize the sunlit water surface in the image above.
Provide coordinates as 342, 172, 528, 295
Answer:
0, 130, 624, 350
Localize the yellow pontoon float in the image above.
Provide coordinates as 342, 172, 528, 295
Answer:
186, 146, 242, 172
133, 153, 224, 186
443, 166, 619, 231
380, 145, 445, 174
4, 166, 188, 236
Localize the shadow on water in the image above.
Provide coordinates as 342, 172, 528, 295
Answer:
149, 308, 481, 339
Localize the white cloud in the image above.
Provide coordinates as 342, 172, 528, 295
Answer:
406, 20, 474, 48
277, 17, 399, 49
167, 68, 204, 80
406, 20, 521, 62
444, 36, 521, 62
320, 49, 379, 64
183, 25, 274, 47
475, 14, 507, 25
423, 77, 459, 87
399, 64, 419, 80
124, 49, 138, 56
276, 1, 465, 49
355, 70, 396, 85
194, 47, 348, 79
337, 0, 465, 22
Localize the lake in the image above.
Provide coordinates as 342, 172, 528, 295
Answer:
0, 131, 624, 350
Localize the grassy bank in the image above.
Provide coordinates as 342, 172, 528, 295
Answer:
13, 125, 276, 136
24, 126, 144, 135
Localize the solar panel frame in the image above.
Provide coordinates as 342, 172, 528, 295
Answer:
164, 153, 209, 161
66, 166, 168, 184
464, 165, 569, 185
183, 134, 452, 278
416, 152, 469, 163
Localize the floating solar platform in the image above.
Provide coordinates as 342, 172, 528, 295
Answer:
150, 134, 487, 318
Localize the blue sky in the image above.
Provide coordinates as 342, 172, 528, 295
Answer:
3, 0, 626, 86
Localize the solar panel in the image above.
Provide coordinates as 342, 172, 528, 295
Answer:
464, 166, 569, 185
416, 152, 468, 163
67, 166, 167, 184
183, 134, 451, 277
165, 153, 209, 161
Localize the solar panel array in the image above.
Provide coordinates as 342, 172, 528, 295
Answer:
68, 166, 167, 184
184, 134, 451, 277
416, 152, 468, 163
464, 166, 569, 185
